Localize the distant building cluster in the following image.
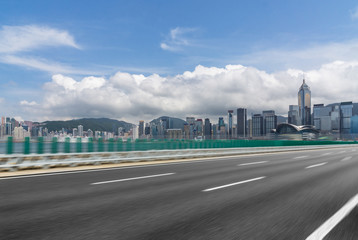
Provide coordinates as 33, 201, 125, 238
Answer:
2, 79, 358, 141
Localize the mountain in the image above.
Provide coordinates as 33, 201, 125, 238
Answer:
41, 118, 134, 133
150, 116, 187, 130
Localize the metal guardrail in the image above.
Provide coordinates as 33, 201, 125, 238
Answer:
0, 144, 354, 172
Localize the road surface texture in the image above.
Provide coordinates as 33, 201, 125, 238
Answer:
1, 146, 358, 239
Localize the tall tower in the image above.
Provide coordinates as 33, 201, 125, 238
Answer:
237, 108, 247, 138
138, 120, 144, 137
228, 110, 233, 139
298, 79, 311, 125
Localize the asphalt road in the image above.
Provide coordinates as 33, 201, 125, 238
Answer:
1, 146, 358, 240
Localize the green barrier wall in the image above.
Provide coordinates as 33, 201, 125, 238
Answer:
4, 137, 357, 155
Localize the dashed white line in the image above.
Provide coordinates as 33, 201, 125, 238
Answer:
306, 162, 327, 169
294, 156, 308, 159
91, 173, 175, 185
341, 156, 352, 162
320, 153, 331, 156
238, 161, 268, 166
337, 151, 346, 154
306, 193, 358, 240
202, 176, 266, 192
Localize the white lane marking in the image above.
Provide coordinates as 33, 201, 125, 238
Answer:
341, 156, 352, 162
306, 193, 358, 240
294, 156, 308, 159
202, 176, 266, 192
337, 151, 346, 154
238, 161, 268, 166
352, 149, 356, 152
306, 162, 327, 169
320, 153, 331, 156
91, 173, 175, 185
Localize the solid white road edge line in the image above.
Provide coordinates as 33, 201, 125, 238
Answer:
294, 156, 308, 159
306, 162, 327, 169
306, 193, 358, 240
341, 156, 352, 161
91, 173, 175, 185
202, 176, 266, 192
238, 161, 268, 166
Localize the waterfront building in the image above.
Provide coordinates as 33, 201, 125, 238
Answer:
340, 101, 353, 135
288, 105, 300, 125
252, 114, 264, 137
263, 110, 277, 135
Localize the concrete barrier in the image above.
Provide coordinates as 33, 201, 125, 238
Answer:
0, 144, 355, 172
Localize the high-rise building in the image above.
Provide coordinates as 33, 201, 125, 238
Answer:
145, 123, 150, 136
252, 114, 264, 137
340, 101, 353, 135
6, 122, 12, 135
204, 118, 212, 139
87, 129, 93, 138
237, 108, 247, 138
139, 120, 144, 137
298, 79, 311, 125
195, 119, 203, 137
262, 110, 277, 135
313, 104, 325, 130
78, 125, 83, 137
228, 110, 233, 139
288, 105, 300, 125
73, 128, 78, 137
218, 117, 225, 128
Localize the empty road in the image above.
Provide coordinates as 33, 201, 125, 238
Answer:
1, 146, 358, 239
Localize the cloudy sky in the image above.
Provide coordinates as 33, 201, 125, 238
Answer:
1, 0, 358, 123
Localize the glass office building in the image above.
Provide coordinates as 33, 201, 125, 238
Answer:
298, 79, 311, 125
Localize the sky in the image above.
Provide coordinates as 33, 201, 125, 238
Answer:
1, 0, 358, 124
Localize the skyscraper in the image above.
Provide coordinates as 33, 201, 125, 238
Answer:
78, 125, 83, 137
298, 79, 311, 125
252, 114, 264, 137
204, 118, 212, 139
228, 110, 233, 139
139, 120, 144, 137
237, 108, 247, 138
288, 105, 300, 125
262, 110, 277, 135
340, 101, 353, 135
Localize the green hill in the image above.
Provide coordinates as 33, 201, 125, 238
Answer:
41, 118, 134, 133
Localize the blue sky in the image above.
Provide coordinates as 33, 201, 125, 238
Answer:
1, 0, 358, 122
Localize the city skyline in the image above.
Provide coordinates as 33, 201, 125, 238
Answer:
1, 1, 358, 123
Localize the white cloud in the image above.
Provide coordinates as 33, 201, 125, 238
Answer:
160, 27, 196, 52
0, 25, 79, 53
20, 100, 38, 106
0, 25, 87, 75
0, 55, 103, 75
19, 61, 358, 123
